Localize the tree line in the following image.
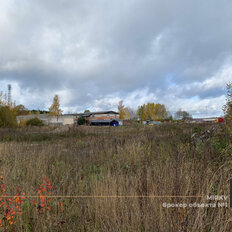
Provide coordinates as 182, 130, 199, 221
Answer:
0, 94, 63, 127
0, 83, 232, 127
117, 82, 232, 121
118, 100, 192, 121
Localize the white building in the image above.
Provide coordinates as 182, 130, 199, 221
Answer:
16, 114, 76, 126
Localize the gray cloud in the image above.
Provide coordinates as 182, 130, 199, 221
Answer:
0, 0, 231, 116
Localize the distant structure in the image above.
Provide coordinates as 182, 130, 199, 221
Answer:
7, 84, 12, 107
16, 111, 121, 126
190, 117, 224, 123
0, 84, 14, 107
76, 111, 119, 124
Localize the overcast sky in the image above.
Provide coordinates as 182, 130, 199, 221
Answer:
0, 0, 231, 117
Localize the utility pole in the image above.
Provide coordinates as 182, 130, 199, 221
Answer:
7, 84, 12, 107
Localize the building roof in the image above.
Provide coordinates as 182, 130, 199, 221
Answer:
90, 119, 120, 123
191, 117, 218, 121
77, 111, 119, 117
17, 111, 119, 118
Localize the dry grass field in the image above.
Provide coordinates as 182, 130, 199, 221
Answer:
0, 123, 232, 231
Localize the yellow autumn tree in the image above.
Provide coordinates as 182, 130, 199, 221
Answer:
154, 103, 168, 120
223, 82, 232, 120
49, 94, 62, 117
118, 100, 130, 119
146, 103, 156, 120
0, 92, 6, 106
12, 104, 29, 116
0, 92, 3, 106
123, 107, 130, 120
137, 103, 168, 121
137, 104, 146, 121
118, 100, 125, 119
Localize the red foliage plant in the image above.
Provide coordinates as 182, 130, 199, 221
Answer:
0, 184, 25, 226
32, 177, 53, 212
0, 177, 66, 229
0, 177, 56, 228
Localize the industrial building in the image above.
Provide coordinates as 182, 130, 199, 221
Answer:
76, 111, 119, 125
16, 114, 76, 126
16, 111, 120, 126
90, 119, 120, 126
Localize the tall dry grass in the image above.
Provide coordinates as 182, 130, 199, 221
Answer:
0, 123, 231, 231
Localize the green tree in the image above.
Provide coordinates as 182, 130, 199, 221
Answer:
84, 110, 90, 113
26, 118, 44, 126
0, 106, 17, 127
49, 95, 62, 117
223, 82, 232, 120
77, 116, 86, 125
